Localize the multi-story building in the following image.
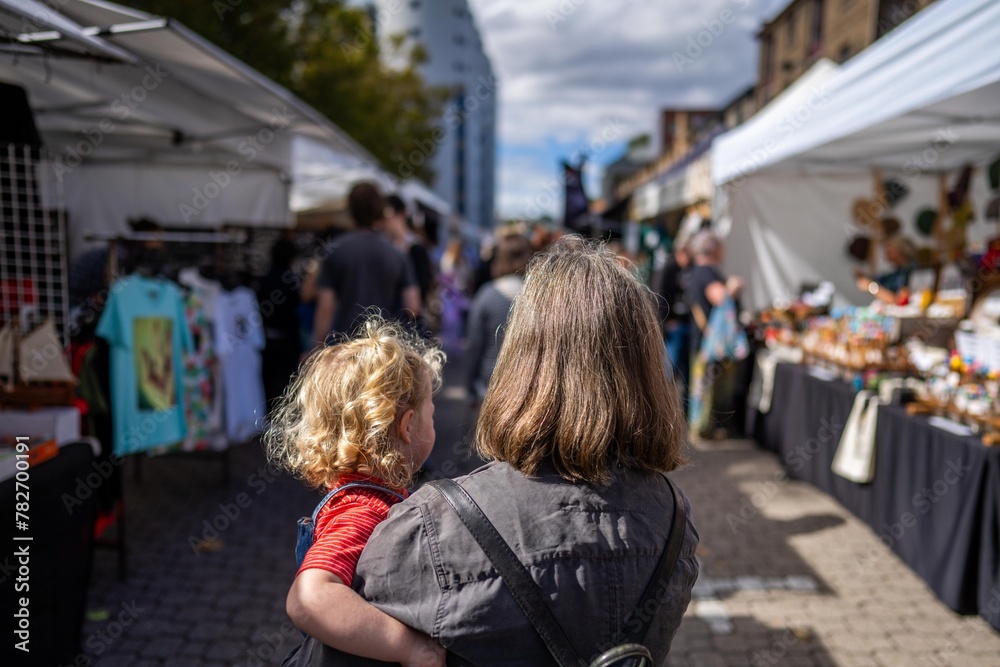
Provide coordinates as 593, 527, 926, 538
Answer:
722, 86, 757, 130
616, 109, 721, 201
369, 0, 496, 229
756, 0, 936, 107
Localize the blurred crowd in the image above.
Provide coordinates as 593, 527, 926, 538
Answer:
255, 181, 747, 441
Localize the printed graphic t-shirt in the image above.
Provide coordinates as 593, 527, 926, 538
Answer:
97, 275, 193, 455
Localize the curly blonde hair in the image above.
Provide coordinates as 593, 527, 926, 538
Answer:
266, 317, 445, 490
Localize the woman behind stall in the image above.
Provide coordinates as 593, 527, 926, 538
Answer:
854, 235, 918, 304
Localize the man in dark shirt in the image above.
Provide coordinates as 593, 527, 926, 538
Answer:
311, 183, 419, 346
657, 242, 692, 389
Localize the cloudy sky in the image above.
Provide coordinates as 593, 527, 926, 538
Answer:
464, 0, 789, 220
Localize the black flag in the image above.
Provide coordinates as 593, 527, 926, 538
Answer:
562, 161, 589, 231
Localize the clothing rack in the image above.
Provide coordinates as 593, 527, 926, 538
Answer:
83, 230, 248, 277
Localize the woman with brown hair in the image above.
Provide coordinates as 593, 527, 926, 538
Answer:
286, 236, 699, 666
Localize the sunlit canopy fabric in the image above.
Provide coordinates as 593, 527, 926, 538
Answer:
713, 0, 1000, 181
0, 0, 133, 62
1, 0, 381, 254
711, 0, 1000, 310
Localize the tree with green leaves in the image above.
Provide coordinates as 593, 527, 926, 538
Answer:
123, 0, 447, 184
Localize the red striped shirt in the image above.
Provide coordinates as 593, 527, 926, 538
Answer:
296, 472, 408, 587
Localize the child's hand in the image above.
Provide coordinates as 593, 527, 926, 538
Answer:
401, 628, 446, 667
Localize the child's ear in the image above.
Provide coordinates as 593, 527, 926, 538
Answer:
398, 408, 416, 445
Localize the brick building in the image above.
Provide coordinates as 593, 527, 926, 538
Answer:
757, 0, 936, 107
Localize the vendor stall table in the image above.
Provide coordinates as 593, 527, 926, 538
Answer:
0, 441, 98, 666
750, 362, 1000, 631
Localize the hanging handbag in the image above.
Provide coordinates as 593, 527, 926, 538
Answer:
428, 476, 688, 667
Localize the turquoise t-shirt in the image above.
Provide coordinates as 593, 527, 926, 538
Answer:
97, 275, 193, 455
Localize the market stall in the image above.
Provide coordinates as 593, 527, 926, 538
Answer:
1, 3, 393, 657
1, 0, 381, 257
710, 0, 1000, 631
713, 0, 1000, 311
750, 361, 1000, 631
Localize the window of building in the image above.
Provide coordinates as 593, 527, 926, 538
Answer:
409, 0, 420, 8
453, 34, 465, 46
877, 0, 921, 38
786, 9, 795, 45
761, 34, 773, 84
809, 0, 824, 55
453, 6, 465, 18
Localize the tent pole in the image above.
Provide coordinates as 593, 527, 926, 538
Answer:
869, 168, 883, 276
936, 173, 949, 262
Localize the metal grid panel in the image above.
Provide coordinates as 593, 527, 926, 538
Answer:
0, 143, 69, 348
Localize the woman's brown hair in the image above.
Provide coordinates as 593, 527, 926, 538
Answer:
475, 236, 685, 484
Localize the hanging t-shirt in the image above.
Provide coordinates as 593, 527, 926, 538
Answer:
96, 275, 193, 455
178, 268, 224, 433
214, 287, 267, 442
180, 289, 225, 451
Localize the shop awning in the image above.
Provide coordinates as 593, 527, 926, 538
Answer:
713, 0, 1000, 184
0, 0, 134, 62
0, 0, 383, 251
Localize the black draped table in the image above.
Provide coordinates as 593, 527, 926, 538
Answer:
750, 362, 1000, 631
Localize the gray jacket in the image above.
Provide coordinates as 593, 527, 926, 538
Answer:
283, 461, 699, 666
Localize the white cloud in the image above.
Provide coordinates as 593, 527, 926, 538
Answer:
466, 0, 789, 217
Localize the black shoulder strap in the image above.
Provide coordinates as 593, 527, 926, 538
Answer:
430, 478, 586, 667
622, 475, 687, 644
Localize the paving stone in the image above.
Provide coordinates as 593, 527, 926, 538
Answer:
91, 655, 138, 667
141, 637, 187, 659
204, 640, 246, 662
77, 354, 1000, 667
162, 658, 204, 667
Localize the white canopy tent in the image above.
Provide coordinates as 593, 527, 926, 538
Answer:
712, 0, 1000, 310
0, 0, 134, 62
1, 0, 381, 257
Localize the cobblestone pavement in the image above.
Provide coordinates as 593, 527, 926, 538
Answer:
667, 439, 1000, 667
77, 355, 1000, 667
